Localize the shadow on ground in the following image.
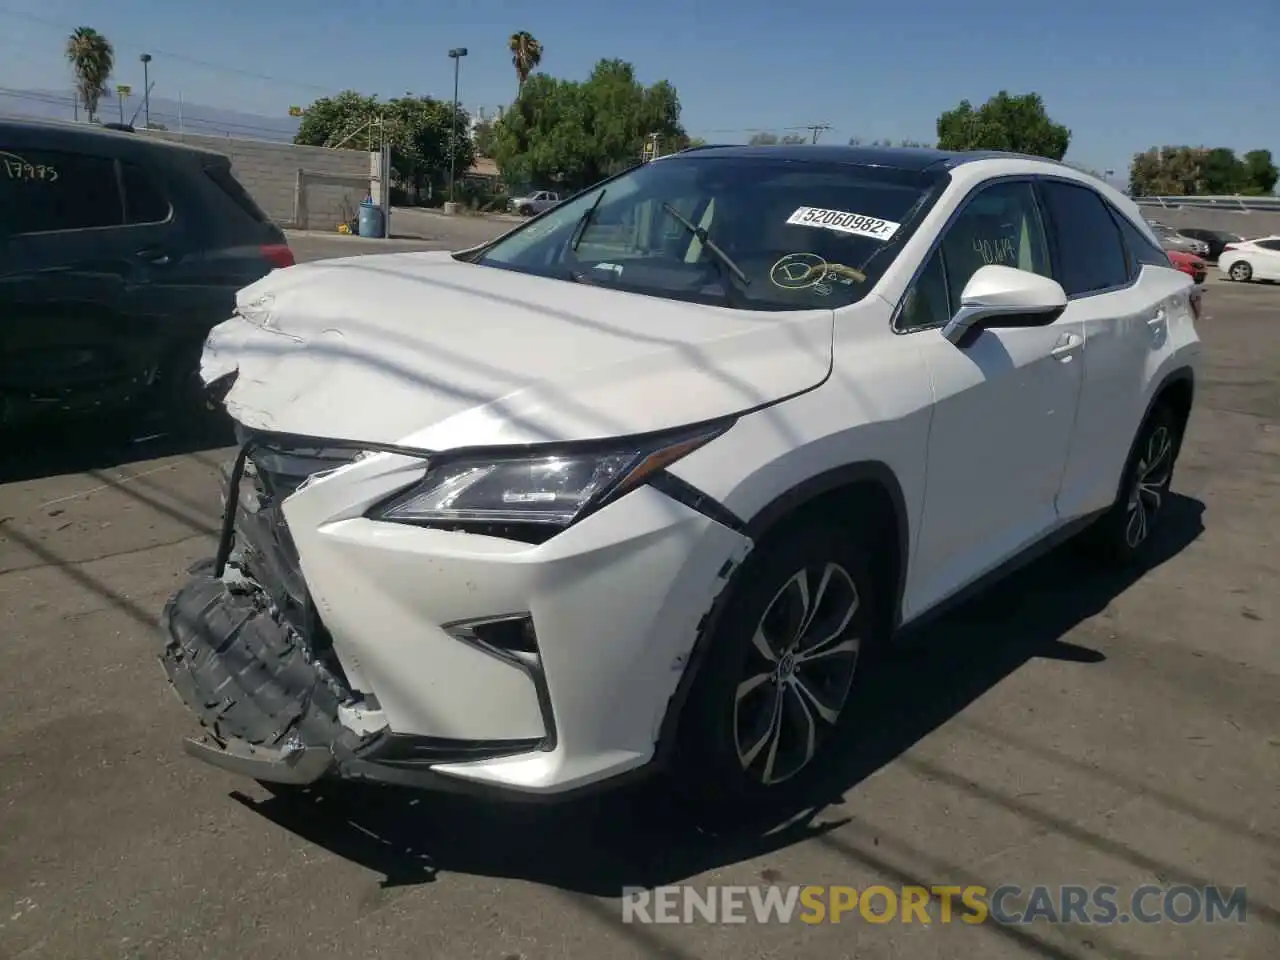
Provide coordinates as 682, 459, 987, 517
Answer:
230, 494, 1207, 897
0, 411, 235, 485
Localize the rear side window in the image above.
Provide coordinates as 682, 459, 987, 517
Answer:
1, 147, 122, 233
1039, 180, 1129, 296
205, 163, 269, 222
121, 162, 171, 224
1109, 208, 1171, 276
1256, 239, 1280, 252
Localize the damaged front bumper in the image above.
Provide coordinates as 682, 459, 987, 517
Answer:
161, 572, 549, 793
159, 426, 754, 798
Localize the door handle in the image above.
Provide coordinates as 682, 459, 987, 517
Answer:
1050, 332, 1082, 359
136, 248, 173, 266
1147, 309, 1166, 327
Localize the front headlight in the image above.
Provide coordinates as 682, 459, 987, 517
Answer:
371, 422, 732, 532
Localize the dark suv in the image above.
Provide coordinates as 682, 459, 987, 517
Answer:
1176, 227, 1244, 261
0, 117, 294, 432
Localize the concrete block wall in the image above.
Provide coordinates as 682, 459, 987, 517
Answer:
1135, 205, 1280, 239
137, 129, 370, 230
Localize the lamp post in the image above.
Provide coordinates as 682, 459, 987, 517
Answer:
447, 47, 468, 206
140, 53, 152, 128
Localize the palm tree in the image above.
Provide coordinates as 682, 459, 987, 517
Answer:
508, 31, 543, 95
66, 27, 114, 121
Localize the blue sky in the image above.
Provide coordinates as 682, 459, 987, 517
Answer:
1, 0, 1275, 178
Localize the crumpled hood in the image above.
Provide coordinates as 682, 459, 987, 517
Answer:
203, 250, 834, 449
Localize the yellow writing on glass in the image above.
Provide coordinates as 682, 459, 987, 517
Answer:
1, 151, 60, 183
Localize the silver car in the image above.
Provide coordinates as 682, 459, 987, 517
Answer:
509, 190, 562, 217
1147, 220, 1211, 257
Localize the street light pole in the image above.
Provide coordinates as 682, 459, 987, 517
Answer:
140, 54, 152, 128
447, 47, 468, 206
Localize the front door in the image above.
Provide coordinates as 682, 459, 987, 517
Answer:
900, 179, 1086, 619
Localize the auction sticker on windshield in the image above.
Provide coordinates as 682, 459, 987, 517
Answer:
786, 207, 900, 241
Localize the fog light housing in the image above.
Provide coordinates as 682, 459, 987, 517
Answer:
442, 613, 556, 750
444, 613, 539, 661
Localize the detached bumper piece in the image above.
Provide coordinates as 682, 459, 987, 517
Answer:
161, 572, 546, 794
161, 573, 350, 785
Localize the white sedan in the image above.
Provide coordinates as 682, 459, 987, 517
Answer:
1218, 235, 1280, 283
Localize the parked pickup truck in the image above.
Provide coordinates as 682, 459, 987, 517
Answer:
509, 190, 561, 216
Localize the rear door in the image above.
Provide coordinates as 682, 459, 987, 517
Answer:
1043, 179, 1190, 520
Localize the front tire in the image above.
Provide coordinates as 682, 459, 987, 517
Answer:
1228, 260, 1252, 282
672, 522, 883, 824
1083, 404, 1182, 564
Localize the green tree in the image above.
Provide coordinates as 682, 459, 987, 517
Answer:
1242, 149, 1278, 195
294, 90, 473, 198
748, 132, 779, 145
65, 27, 114, 122
473, 118, 498, 157
1128, 146, 1205, 196
1200, 147, 1245, 193
492, 59, 685, 191
294, 90, 381, 148
936, 91, 1070, 160
387, 96, 475, 196
509, 31, 543, 95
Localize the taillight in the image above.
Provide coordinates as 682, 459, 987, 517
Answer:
1222, 244, 1237, 252
261, 244, 295, 269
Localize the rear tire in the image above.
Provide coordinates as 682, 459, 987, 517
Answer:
1228, 260, 1252, 282
1080, 404, 1182, 565
671, 521, 885, 829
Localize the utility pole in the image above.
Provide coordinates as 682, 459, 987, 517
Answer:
805, 123, 831, 144
447, 47, 468, 207
140, 54, 152, 128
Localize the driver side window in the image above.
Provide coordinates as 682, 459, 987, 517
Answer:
898, 180, 1051, 331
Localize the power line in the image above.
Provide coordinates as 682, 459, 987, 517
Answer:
0, 86, 299, 139
0, 6, 336, 94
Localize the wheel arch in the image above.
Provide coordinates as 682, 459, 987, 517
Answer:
1113, 366, 1195, 504
653, 460, 911, 763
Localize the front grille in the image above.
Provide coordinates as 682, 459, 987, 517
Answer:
220, 434, 361, 633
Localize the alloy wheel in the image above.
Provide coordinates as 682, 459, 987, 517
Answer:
1125, 424, 1173, 549
733, 562, 862, 785
1229, 262, 1251, 282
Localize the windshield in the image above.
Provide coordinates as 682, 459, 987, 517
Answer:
473, 156, 945, 311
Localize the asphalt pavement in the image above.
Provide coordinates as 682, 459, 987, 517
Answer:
0, 268, 1276, 959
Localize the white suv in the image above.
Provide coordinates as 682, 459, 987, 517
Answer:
162, 145, 1200, 812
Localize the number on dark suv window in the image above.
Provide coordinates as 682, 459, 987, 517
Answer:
2, 148, 122, 234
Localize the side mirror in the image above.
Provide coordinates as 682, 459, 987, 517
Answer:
942, 265, 1068, 346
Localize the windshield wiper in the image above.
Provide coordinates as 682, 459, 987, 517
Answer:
660, 202, 750, 288
570, 189, 606, 252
